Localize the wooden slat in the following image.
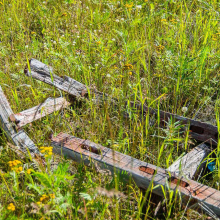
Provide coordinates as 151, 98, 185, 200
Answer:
10, 97, 70, 128
167, 143, 210, 179
51, 132, 220, 218
0, 86, 40, 155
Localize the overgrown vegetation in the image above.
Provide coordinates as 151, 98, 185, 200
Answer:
0, 0, 220, 219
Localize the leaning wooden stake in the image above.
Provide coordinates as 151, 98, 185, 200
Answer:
0, 86, 40, 155
24, 59, 219, 145
9, 97, 70, 128
167, 143, 211, 179
51, 132, 220, 218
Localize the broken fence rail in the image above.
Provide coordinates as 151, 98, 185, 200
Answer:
24, 58, 219, 146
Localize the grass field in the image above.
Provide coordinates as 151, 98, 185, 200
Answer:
0, 0, 220, 219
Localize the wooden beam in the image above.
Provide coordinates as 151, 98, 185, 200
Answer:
24, 59, 219, 145
24, 59, 81, 98
9, 97, 70, 128
0, 86, 40, 155
51, 132, 220, 218
167, 143, 210, 179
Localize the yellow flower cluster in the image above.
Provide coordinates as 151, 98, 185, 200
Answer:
125, 3, 133, 8
40, 194, 48, 202
8, 160, 22, 167
40, 147, 53, 157
123, 64, 133, 70
37, 194, 55, 205
8, 160, 23, 173
170, 18, 177, 24
26, 169, 32, 174
7, 203, 15, 211
156, 45, 165, 52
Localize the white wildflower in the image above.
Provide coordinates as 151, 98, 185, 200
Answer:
106, 74, 111, 78
136, 5, 142, 9
121, 18, 125, 22
182, 107, 188, 113
112, 38, 116, 41
115, 19, 120, 23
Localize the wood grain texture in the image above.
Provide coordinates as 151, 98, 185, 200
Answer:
0, 86, 40, 155
167, 143, 210, 179
10, 97, 70, 128
51, 132, 220, 218
24, 59, 81, 98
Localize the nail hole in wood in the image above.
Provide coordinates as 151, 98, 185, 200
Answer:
169, 177, 189, 188
81, 144, 101, 155
189, 125, 204, 134
139, 166, 155, 175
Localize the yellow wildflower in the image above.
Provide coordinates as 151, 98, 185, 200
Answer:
161, 19, 167, 22
123, 63, 133, 70
125, 3, 133, 8
50, 194, 55, 199
128, 72, 132, 76
156, 45, 165, 52
7, 203, 15, 211
170, 19, 177, 24
62, 12, 67, 17
96, 41, 101, 45
26, 169, 32, 174
40, 194, 48, 202
104, 48, 108, 51
36, 201, 41, 206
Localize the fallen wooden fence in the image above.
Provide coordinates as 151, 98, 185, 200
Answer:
0, 59, 219, 218
24, 58, 219, 146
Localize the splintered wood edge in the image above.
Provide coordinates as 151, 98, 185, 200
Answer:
50, 132, 220, 218
10, 97, 70, 128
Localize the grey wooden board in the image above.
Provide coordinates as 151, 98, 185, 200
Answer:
10, 97, 70, 128
167, 143, 210, 179
24, 59, 81, 98
51, 132, 220, 218
0, 86, 40, 155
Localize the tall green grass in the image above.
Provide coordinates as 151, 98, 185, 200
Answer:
0, 0, 219, 219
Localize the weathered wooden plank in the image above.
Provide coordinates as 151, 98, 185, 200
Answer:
9, 97, 70, 128
24, 59, 219, 145
167, 143, 210, 179
0, 86, 40, 155
51, 132, 220, 218
24, 59, 81, 98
